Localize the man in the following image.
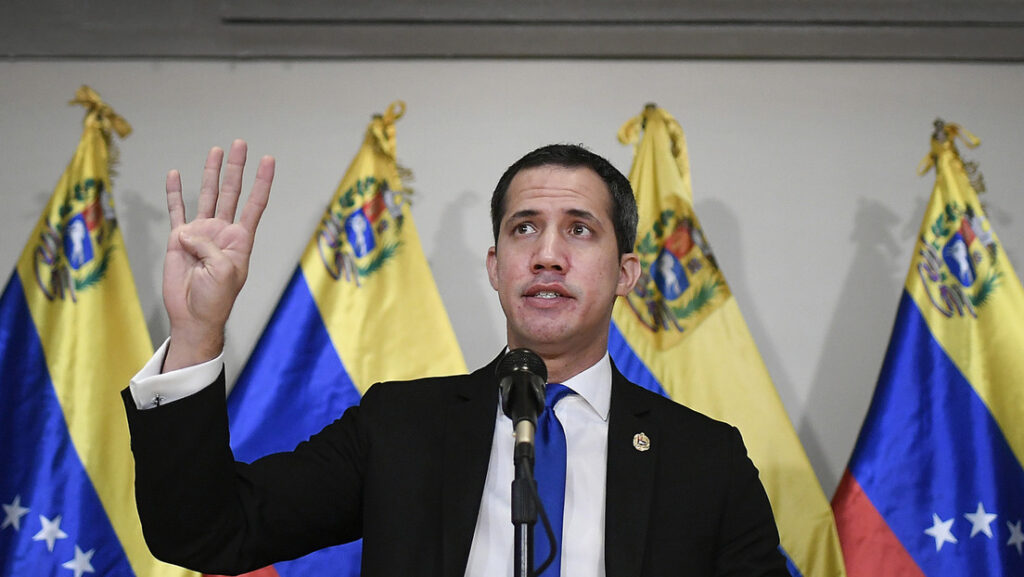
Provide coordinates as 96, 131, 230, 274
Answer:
123, 140, 787, 577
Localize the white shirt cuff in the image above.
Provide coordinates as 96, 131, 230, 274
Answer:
128, 338, 224, 410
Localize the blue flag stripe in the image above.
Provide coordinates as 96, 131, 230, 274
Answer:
781, 547, 804, 577
272, 541, 362, 577
0, 275, 135, 576
607, 322, 667, 397
225, 268, 364, 575
850, 291, 1024, 576
609, 321, 804, 577
227, 269, 362, 462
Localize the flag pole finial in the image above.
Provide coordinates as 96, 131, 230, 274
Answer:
618, 104, 691, 189
368, 100, 406, 161
69, 85, 132, 140
618, 104, 660, 145
918, 118, 981, 177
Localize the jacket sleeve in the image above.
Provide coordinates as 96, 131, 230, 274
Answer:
715, 426, 791, 577
121, 370, 369, 575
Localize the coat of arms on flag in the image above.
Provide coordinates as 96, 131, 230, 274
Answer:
315, 104, 410, 288
318, 176, 406, 285
915, 192, 1001, 318
628, 210, 726, 343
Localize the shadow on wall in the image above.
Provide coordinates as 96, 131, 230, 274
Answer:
695, 197, 806, 470
803, 197, 907, 496
118, 187, 170, 350
430, 189, 501, 369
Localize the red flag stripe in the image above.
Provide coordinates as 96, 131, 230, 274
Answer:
833, 471, 926, 577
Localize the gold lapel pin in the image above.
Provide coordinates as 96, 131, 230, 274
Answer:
633, 432, 651, 452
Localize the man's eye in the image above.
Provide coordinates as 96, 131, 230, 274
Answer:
571, 224, 591, 236
515, 223, 535, 234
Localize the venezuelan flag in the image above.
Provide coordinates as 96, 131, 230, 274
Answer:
218, 102, 467, 577
0, 87, 197, 577
608, 104, 847, 577
832, 121, 1024, 576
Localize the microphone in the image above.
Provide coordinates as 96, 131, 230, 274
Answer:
496, 348, 548, 447
499, 349, 558, 575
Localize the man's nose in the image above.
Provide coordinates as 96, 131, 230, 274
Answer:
532, 230, 566, 271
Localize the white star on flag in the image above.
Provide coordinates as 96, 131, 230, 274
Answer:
61, 545, 96, 577
1008, 520, 1024, 556
32, 514, 68, 552
964, 502, 997, 538
924, 513, 958, 551
1, 495, 30, 531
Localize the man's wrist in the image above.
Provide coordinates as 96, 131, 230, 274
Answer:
164, 323, 225, 373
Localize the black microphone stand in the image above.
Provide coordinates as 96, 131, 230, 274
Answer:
511, 418, 557, 577
512, 423, 537, 577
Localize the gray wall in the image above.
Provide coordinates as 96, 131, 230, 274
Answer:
2, 59, 1022, 496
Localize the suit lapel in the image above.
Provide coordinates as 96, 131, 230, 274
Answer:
604, 365, 658, 577
441, 356, 500, 577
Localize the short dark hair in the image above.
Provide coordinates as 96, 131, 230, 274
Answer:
490, 144, 638, 256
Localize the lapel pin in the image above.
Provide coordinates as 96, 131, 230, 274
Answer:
633, 432, 651, 452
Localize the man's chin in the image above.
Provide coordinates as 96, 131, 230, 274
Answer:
508, 328, 575, 355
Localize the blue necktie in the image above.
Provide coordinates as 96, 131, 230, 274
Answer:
534, 383, 574, 577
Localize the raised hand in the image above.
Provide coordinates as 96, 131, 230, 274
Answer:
162, 140, 275, 372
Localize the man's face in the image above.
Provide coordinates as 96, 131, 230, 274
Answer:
486, 165, 640, 360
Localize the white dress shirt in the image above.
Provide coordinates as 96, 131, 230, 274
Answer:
465, 354, 610, 577
129, 342, 611, 577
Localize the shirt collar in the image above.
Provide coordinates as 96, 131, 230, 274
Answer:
559, 352, 612, 421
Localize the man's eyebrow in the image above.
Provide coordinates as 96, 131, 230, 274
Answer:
506, 209, 540, 222
565, 208, 600, 222
506, 208, 602, 224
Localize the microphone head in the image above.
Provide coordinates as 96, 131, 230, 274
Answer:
497, 348, 548, 383
496, 348, 548, 426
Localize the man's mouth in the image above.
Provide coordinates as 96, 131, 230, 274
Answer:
524, 285, 571, 302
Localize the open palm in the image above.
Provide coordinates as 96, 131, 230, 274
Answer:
162, 140, 274, 371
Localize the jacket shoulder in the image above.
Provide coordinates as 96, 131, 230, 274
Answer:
617, 378, 737, 435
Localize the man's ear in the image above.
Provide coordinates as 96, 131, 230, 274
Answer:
486, 246, 499, 291
616, 252, 641, 296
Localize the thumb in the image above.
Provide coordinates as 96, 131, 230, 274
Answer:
178, 231, 219, 262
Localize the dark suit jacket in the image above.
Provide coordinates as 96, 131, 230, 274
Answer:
122, 355, 787, 577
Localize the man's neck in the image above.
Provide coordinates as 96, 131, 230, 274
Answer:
536, 347, 608, 384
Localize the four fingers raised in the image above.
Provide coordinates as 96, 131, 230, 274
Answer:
167, 140, 274, 232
